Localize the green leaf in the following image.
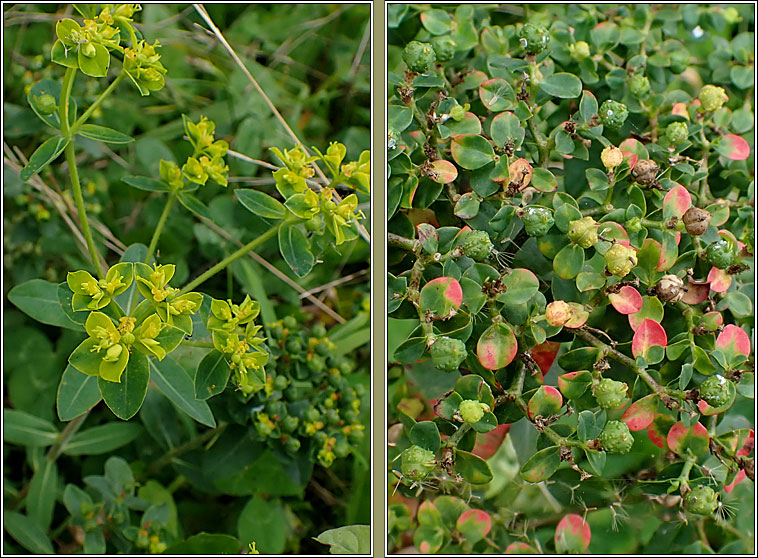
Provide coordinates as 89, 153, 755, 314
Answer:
501, 268, 539, 304
410, 421, 441, 452
57, 365, 102, 421
315, 525, 371, 555
122, 176, 172, 192
586, 168, 611, 191
62, 422, 143, 455
98, 352, 149, 420
51, 40, 80, 70
520, 446, 561, 482
539, 73, 582, 98
579, 90, 599, 124
163, 534, 240, 554
531, 168, 557, 192
490, 111, 525, 149
237, 496, 289, 554
236, 189, 286, 220
77, 123, 134, 144
195, 350, 232, 400
20, 136, 70, 181
177, 192, 213, 220
450, 134, 495, 170
454, 449, 493, 484
479, 78, 517, 112
27, 460, 58, 531
4, 409, 59, 447
3, 512, 55, 554
553, 244, 585, 279
9, 279, 84, 331
78, 42, 110, 77
278, 223, 315, 278
420, 9, 452, 35
149, 357, 216, 427
388, 105, 413, 132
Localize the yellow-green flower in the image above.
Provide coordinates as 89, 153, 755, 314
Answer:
67, 263, 133, 311
69, 312, 129, 382
182, 156, 208, 185
123, 39, 167, 95
341, 150, 370, 194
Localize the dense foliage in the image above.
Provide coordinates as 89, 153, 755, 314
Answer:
387, 4, 754, 554
4, 4, 370, 555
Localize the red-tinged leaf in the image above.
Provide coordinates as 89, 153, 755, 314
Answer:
476, 323, 518, 370
508, 158, 533, 190
419, 276, 463, 318
632, 319, 667, 358
472, 424, 511, 460
725, 470, 747, 493
721, 134, 750, 160
608, 285, 643, 314
647, 414, 675, 449
619, 137, 648, 167
557, 371, 593, 399
505, 542, 538, 554
456, 509, 492, 542
737, 429, 754, 456
667, 421, 710, 456
701, 312, 724, 331
531, 341, 560, 377
681, 277, 711, 305
621, 394, 658, 431
716, 324, 751, 359
656, 232, 679, 271
621, 150, 638, 169
707, 267, 732, 293
672, 102, 690, 120
628, 296, 664, 332
596, 221, 629, 252
429, 160, 458, 184
417, 500, 441, 525
663, 184, 692, 220
527, 385, 563, 420
692, 99, 701, 107
564, 302, 589, 328
554, 514, 591, 554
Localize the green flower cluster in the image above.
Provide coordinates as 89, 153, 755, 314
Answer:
158, 116, 229, 190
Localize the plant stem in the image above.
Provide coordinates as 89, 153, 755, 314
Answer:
70, 72, 126, 135
179, 221, 286, 294
581, 204, 615, 217
445, 423, 472, 447
59, 67, 104, 278
145, 192, 177, 263
145, 423, 227, 477
388, 233, 418, 251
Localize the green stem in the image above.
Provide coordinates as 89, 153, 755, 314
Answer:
70, 72, 126, 135
144, 424, 227, 478
640, 218, 667, 230
581, 204, 615, 217
445, 422, 472, 447
179, 220, 287, 294
388, 233, 418, 252
145, 192, 177, 263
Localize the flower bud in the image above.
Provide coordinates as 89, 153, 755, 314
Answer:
705, 239, 735, 269
430, 336, 467, 371
684, 485, 719, 515
449, 104, 467, 121
597, 420, 634, 454
605, 243, 637, 277
698, 84, 728, 112
629, 74, 650, 98
699, 375, 731, 408
598, 100, 629, 129
601, 146, 623, 169
625, 217, 642, 233
655, 274, 685, 303
459, 399, 486, 424
666, 122, 689, 144
462, 229, 494, 262
593, 378, 628, 409
567, 216, 598, 249
569, 40, 590, 60
520, 206, 555, 237
104, 343, 123, 363
402, 41, 436, 73
401, 445, 436, 481
81, 42, 97, 58
34, 94, 57, 115
682, 207, 711, 236
518, 23, 550, 55
545, 300, 571, 326
431, 35, 456, 62
631, 159, 660, 187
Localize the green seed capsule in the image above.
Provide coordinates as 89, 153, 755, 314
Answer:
598, 420, 634, 454
521, 206, 555, 237
598, 100, 629, 129
430, 336, 467, 372
699, 375, 731, 408
402, 41, 436, 73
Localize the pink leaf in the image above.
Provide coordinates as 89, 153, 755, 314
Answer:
555, 514, 591, 554
632, 319, 668, 358
663, 183, 692, 220
429, 160, 458, 184
457, 509, 492, 538
672, 102, 690, 120
472, 424, 511, 460
621, 394, 658, 431
707, 266, 732, 293
477, 323, 518, 370
722, 134, 750, 160
667, 421, 709, 455
608, 286, 643, 315
716, 324, 751, 358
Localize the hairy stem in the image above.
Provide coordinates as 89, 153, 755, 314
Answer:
145, 192, 177, 263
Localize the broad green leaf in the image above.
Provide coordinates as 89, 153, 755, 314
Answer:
122, 176, 172, 192
57, 365, 102, 421
520, 446, 561, 482
3, 512, 54, 554
236, 189, 286, 220
540, 73, 582, 98
490, 111, 525, 149
20, 136, 70, 181
163, 534, 240, 554
177, 192, 213, 220
78, 42, 109, 77
454, 449, 493, 484
150, 357, 216, 427
278, 223, 315, 278
98, 352, 149, 420
553, 244, 585, 279
450, 135, 495, 170
315, 525, 371, 555
237, 496, 288, 554
388, 104, 413, 132
77, 123, 134, 144
479, 78, 517, 112
62, 422, 143, 455
195, 350, 232, 400
9, 279, 84, 331
4, 409, 59, 447
410, 421, 441, 453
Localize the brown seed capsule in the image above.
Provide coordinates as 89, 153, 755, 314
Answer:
631, 159, 660, 186
682, 207, 712, 236
656, 274, 685, 303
